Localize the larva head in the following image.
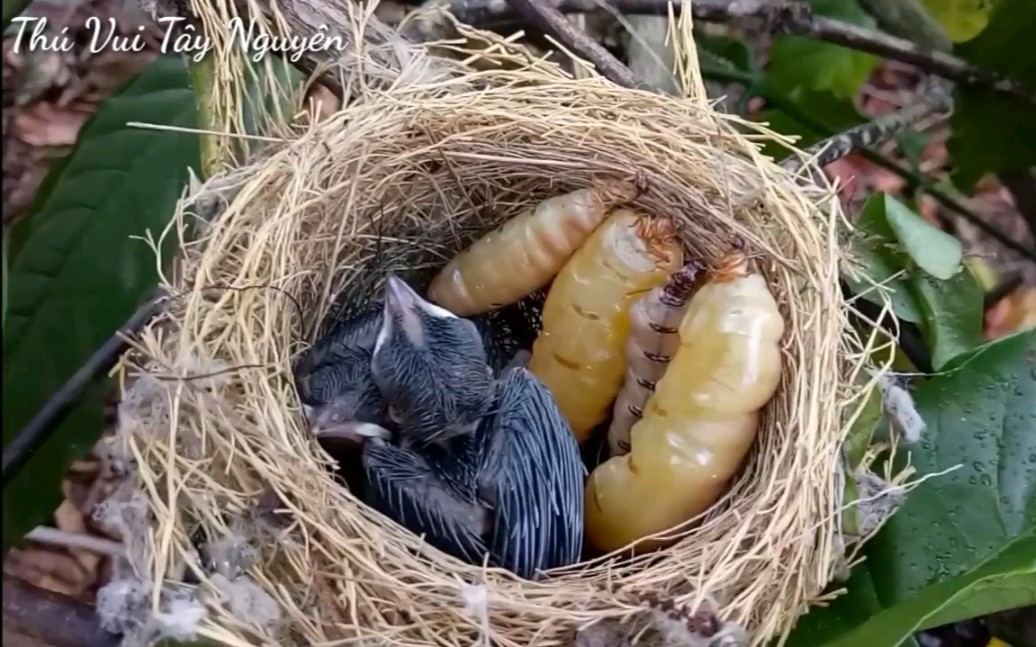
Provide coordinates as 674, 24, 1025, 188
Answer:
710, 238, 751, 283
633, 216, 680, 266
371, 274, 495, 447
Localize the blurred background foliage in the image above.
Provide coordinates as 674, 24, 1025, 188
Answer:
1, 0, 1032, 644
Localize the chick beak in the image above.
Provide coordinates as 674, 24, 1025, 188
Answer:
307, 402, 391, 443
313, 419, 392, 443
382, 274, 457, 350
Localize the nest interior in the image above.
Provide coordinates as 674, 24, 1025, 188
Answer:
119, 56, 860, 647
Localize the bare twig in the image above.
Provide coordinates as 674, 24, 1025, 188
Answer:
782, 82, 951, 171
24, 526, 127, 558
999, 168, 1036, 239
857, 0, 951, 52
2, 292, 166, 488
446, 0, 1035, 102
503, 0, 644, 88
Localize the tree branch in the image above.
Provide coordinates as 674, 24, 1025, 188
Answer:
503, 0, 644, 88
999, 168, 1036, 240
701, 65, 1036, 264
856, 0, 951, 52
782, 78, 951, 172
446, 0, 1035, 103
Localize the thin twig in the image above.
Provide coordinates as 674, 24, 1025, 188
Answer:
782, 82, 951, 172
999, 169, 1036, 240
446, 0, 1035, 102
2, 291, 166, 488
699, 65, 1036, 263
24, 526, 127, 558
503, 0, 643, 88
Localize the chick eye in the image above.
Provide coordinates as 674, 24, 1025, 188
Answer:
388, 405, 403, 425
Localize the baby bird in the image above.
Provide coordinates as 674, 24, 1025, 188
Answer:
370, 274, 496, 445
294, 305, 392, 442
362, 275, 585, 579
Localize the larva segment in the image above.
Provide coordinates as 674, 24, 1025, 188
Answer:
584, 254, 785, 553
607, 259, 707, 457
427, 178, 641, 316
527, 209, 683, 443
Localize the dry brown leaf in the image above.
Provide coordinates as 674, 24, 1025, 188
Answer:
14, 102, 93, 147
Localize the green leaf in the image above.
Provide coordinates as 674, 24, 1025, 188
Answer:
768, 0, 879, 100
787, 330, 1036, 646
846, 193, 924, 324
757, 87, 864, 161
949, 0, 1036, 191
2, 55, 199, 550
883, 195, 962, 280
920, 0, 996, 42
920, 565, 1036, 629
843, 378, 884, 469
695, 33, 760, 77
897, 130, 930, 174
910, 267, 984, 370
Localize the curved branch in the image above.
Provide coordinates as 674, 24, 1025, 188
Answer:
503, 0, 644, 88
446, 0, 1036, 103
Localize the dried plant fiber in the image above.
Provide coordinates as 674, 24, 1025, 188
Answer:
114, 2, 886, 646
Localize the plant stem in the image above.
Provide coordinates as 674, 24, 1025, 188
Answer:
23, 526, 126, 557
187, 54, 223, 179
503, 0, 644, 88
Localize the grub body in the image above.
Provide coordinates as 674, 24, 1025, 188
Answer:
427, 180, 639, 316
607, 261, 706, 456
527, 209, 683, 442
585, 259, 785, 552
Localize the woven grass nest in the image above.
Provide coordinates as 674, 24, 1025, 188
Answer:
113, 11, 870, 647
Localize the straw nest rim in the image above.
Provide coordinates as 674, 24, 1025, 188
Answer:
112, 12, 879, 647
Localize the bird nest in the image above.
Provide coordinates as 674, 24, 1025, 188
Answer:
110, 10, 875, 647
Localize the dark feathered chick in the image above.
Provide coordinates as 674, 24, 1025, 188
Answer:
361, 278, 584, 578
371, 274, 495, 447
362, 366, 585, 579
473, 366, 585, 577
294, 306, 392, 443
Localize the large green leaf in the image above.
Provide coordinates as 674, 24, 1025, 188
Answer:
787, 330, 1036, 645
883, 195, 961, 281
2, 55, 199, 550
909, 268, 984, 370
920, 0, 996, 42
949, 0, 1036, 191
846, 193, 924, 324
768, 0, 879, 100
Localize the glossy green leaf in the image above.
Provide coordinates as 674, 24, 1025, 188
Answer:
920, 0, 995, 42
695, 33, 760, 77
846, 193, 923, 324
910, 267, 984, 370
884, 195, 962, 280
787, 330, 1036, 646
2, 55, 199, 550
920, 565, 1036, 629
897, 130, 930, 175
768, 0, 879, 100
949, 0, 1036, 191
